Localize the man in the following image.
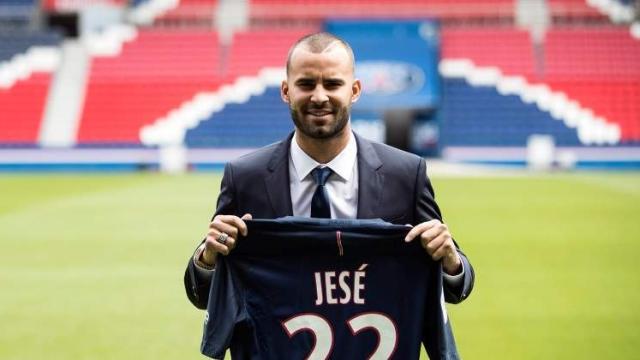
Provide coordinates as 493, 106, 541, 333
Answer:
185, 32, 474, 310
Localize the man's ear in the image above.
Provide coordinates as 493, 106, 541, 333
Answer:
351, 79, 362, 103
281, 80, 290, 104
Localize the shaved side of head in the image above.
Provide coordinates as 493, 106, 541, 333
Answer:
286, 32, 355, 76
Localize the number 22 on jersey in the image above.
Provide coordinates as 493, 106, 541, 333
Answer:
283, 312, 398, 360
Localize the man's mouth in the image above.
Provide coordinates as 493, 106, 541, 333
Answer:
306, 109, 333, 117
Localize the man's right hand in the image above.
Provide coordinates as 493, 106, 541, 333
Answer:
201, 213, 252, 266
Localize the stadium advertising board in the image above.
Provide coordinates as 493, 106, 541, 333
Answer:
326, 20, 441, 111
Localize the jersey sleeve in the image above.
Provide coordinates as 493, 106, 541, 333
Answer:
200, 256, 248, 359
422, 261, 460, 359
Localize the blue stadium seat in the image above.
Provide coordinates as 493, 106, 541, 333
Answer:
0, 0, 36, 23
185, 80, 586, 149
439, 79, 581, 147
0, 0, 35, 5
0, 31, 63, 62
185, 88, 292, 148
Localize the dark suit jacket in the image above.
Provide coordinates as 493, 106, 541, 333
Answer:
185, 132, 474, 309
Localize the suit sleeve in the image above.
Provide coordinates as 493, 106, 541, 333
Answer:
415, 159, 475, 304
184, 163, 238, 309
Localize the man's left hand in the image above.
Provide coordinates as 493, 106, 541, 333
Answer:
405, 219, 462, 275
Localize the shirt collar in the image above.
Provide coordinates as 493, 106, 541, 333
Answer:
290, 131, 357, 182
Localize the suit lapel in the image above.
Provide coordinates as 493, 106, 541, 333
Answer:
264, 132, 294, 217
264, 132, 383, 218
355, 134, 383, 219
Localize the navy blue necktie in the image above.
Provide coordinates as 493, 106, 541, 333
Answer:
310, 166, 333, 218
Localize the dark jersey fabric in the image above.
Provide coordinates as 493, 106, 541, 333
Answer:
201, 217, 459, 360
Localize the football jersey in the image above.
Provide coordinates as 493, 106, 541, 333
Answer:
201, 217, 459, 360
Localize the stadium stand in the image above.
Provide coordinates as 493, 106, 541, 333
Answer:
42, 0, 127, 12
225, 28, 318, 80
437, 23, 640, 146
185, 88, 291, 147
153, 0, 219, 25
1, 0, 638, 168
0, 0, 36, 26
128, 0, 220, 26
439, 78, 582, 146
179, 21, 639, 150
0, 0, 36, 4
544, 27, 640, 142
78, 29, 222, 145
0, 0, 36, 11
0, 31, 62, 145
548, 0, 608, 21
544, 27, 640, 80
249, 0, 514, 22
580, 0, 637, 23
0, 73, 52, 145
440, 27, 536, 79
0, 31, 62, 63
177, 27, 316, 148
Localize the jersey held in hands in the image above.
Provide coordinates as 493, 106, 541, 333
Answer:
201, 217, 459, 360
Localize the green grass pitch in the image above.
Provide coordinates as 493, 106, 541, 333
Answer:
1, 171, 639, 359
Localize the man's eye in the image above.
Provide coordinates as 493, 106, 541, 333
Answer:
325, 82, 342, 89
298, 83, 314, 89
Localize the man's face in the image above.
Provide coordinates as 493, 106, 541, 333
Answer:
281, 44, 361, 140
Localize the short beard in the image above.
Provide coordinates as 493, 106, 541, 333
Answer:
290, 104, 350, 140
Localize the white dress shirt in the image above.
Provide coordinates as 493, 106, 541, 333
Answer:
289, 131, 358, 219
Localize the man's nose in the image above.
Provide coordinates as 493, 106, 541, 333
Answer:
310, 86, 329, 104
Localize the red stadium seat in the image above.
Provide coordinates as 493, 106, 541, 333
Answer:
154, 0, 219, 25
0, 73, 51, 144
545, 27, 640, 80
441, 27, 536, 78
544, 27, 640, 141
78, 30, 222, 144
42, 0, 127, 12
225, 28, 318, 80
547, 0, 607, 21
78, 27, 321, 145
249, 0, 514, 22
